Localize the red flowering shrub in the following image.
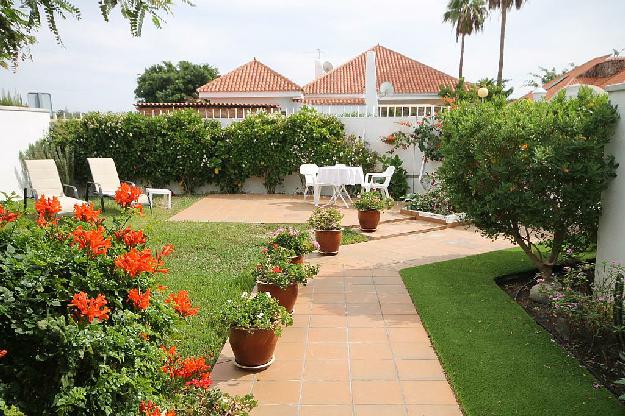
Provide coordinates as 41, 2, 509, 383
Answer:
71, 225, 112, 256
0, 204, 19, 225
115, 248, 163, 277
116, 226, 148, 247
34, 195, 61, 226
73, 202, 101, 224
128, 288, 151, 311
115, 182, 143, 208
69, 292, 110, 322
166, 291, 199, 317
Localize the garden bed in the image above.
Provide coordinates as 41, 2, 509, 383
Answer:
400, 208, 465, 226
498, 267, 625, 399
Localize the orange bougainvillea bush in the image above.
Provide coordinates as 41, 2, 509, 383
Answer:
0, 187, 255, 416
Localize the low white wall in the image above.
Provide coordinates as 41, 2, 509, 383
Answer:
0, 106, 50, 198
596, 82, 625, 282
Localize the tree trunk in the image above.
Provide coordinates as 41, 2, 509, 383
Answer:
459, 34, 465, 79
497, 7, 507, 85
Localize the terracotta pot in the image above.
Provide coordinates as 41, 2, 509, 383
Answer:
229, 327, 278, 368
358, 210, 381, 232
256, 282, 299, 313
290, 255, 304, 264
315, 229, 342, 255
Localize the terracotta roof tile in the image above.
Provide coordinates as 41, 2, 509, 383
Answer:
198, 59, 301, 93
295, 98, 365, 105
303, 45, 458, 95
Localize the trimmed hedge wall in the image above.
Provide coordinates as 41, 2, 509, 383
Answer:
33, 108, 379, 193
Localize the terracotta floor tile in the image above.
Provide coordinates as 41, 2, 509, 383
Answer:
301, 381, 352, 404
346, 292, 379, 304
310, 304, 346, 315
384, 315, 421, 327
281, 327, 308, 343
346, 283, 376, 293
351, 359, 397, 380
303, 359, 350, 381
307, 342, 348, 360
301, 405, 353, 416
291, 314, 311, 328
347, 303, 382, 315
313, 293, 346, 304
405, 404, 462, 416
391, 343, 437, 360
299, 286, 314, 295
344, 268, 373, 277
275, 342, 306, 360
372, 269, 401, 277
347, 314, 385, 328
214, 380, 253, 396
211, 361, 257, 382
401, 381, 457, 405
376, 285, 409, 295
373, 276, 403, 285
378, 293, 413, 304
354, 405, 406, 416
387, 328, 429, 343
308, 327, 348, 343
345, 276, 374, 284
252, 405, 299, 416
381, 304, 419, 315
310, 314, 347, 328
293, 302, 312, 314
349, 327, 388, 343
352, 381, 404, 404
350, 343, 394, 360
253, 380, 301, 405
256, 360, 304, 381
395, 360, 446, 381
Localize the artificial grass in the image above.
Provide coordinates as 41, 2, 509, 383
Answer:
400, 249, 624, 416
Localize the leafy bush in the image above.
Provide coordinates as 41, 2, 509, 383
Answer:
404, 187, 456, 215
220, 292, 293, 336
307, 207, 343, 230
379, 154, 409, 199
353, 191, 394, 211
253, 248, 319, 288
266, 227, 317, 256
438, 88, 619, 278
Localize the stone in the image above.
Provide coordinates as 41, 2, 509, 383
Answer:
529, 282, 553, 304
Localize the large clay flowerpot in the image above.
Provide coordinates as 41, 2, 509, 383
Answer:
315, 229, 342, 255
358, 210, 381, 232
290, 255, 304, 264
257, 282, 299, 313
229, 327, 278, 369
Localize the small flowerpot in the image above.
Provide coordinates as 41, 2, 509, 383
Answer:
315, 229, 342, 255
358, 210, 381, 232
257, 282, 299, 313
229, 327, 278, 369
290, 255, 304, 264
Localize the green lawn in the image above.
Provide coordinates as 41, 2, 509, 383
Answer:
400, 249, 624, 416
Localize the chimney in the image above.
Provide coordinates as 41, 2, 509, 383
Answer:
314, 59, 323, 79
365, 50, 377, 112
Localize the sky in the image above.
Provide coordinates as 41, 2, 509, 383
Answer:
1, 0, 624, 112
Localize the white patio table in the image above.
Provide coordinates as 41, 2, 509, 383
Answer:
314, 165, 364, 207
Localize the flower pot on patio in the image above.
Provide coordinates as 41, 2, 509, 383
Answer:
314, 229, 342, 254
256, 282, 299, 313
291, 255, 304, 264
229, 327, 278, 368
357, 210, 381, 232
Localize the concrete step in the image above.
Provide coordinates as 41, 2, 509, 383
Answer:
349, 219, 448, 241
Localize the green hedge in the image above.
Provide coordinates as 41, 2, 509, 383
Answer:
32, 108, 379, 194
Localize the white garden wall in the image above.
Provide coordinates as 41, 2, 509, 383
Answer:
0, 106, 50, 198
596, 82, 625, 283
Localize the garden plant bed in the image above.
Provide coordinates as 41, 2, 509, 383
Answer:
498, 268, 625, 399
400, 208, 465, 227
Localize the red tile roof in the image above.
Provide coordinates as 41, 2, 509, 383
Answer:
197, 59, 302, 93
136, 101, 278, 108
295, 98, 365, 105
527, 55, 625, 99
303, 45, 458, 96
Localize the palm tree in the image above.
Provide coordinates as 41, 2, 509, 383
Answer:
443, 0, 488, 79
489, 0, 526, 84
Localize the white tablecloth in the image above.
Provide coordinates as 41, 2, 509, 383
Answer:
317, 166, 364, 186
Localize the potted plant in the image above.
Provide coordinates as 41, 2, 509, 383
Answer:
221, 292, 293, 369
265, 227, 318, 264
353, 191, 394, 232
254, 248, 319, 313
307, 207, 344, 255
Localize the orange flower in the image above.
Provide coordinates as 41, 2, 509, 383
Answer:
139, 401, 174, 416
114, 227, 147, 247
520, 143, 529, 150
114, 248, 163, 277
160, 244, 174, 258
71, 226, 111, 256
114, 183, 142, 208
161, 347, 212, 390
73, 202, 101, 224
166, 290, 199, 317
272, 266, 282, 273
35, 196, 61, 227
128, 288, 151, 311
157, 285, 169, 292
0, 349, 7, 359
0, 204, 19, 225
69, 292, 110, 323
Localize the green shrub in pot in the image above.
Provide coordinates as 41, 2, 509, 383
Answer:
307, 207, 343, 231
353, 191, 394, 211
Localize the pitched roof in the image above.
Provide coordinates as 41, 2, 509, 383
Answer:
529, 55, 625, 99
295, 97, 365, 105
303, 45, 458, 96
197, 59, 302, 93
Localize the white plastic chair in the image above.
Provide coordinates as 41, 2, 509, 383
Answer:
23, 159, 86, 214
299, 164, 327, 199
86, 158, 151, 211
362, 166, 395, 198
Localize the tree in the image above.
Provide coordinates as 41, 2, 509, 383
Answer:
438, 88, 619, 279
439, 77, 513, 103
0, 0, 188, 69
488, 0, 526, 85
443, 0, 488, 79
525, 63, 575, 88
134, 61, 219, 103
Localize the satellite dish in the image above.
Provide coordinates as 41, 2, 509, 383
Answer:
322, 61, 333, 73
380, 81, 394, 96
